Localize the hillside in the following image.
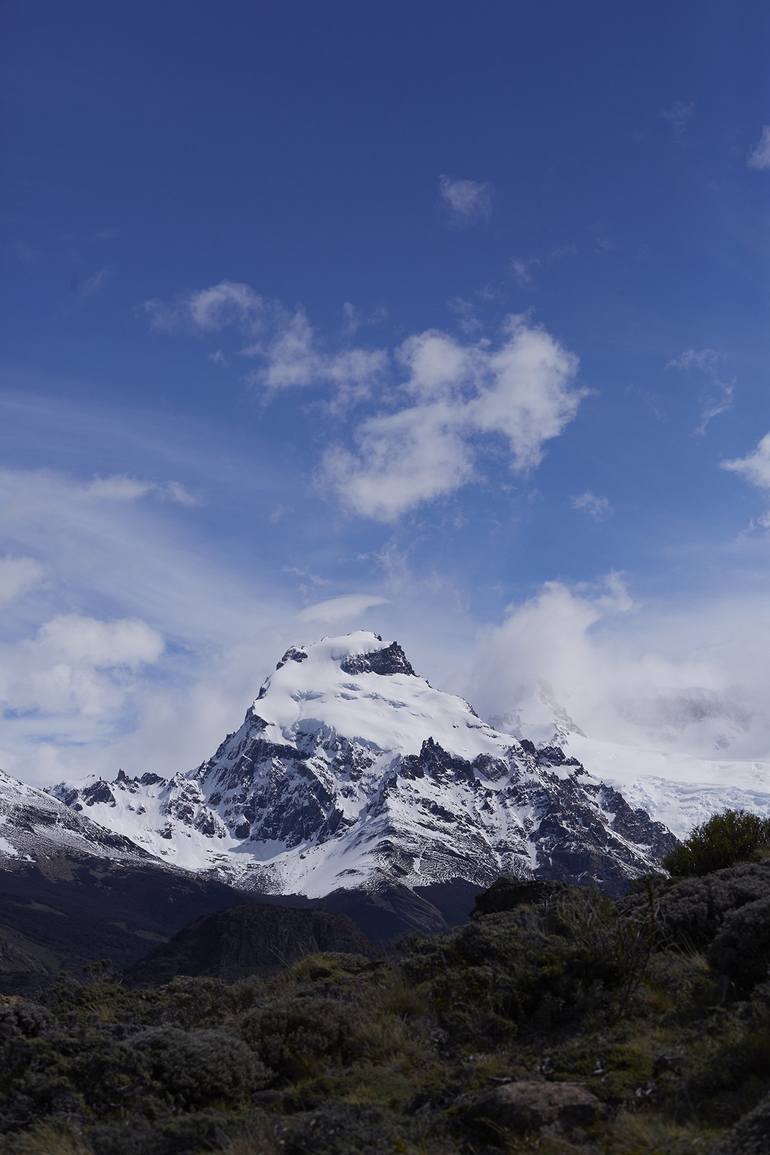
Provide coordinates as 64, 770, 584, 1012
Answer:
2, 861, 770, 1153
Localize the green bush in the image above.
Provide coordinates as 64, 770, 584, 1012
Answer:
240, 996, 368, 1080
664, 810, 770, 878
708, 895, 770, 993
80, 1027, 271, 1112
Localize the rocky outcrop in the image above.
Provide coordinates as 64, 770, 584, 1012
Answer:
461, 1080, 603, 1134
127, 903, 369, 984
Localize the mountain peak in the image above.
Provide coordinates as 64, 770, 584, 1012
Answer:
48, 630, 677, 900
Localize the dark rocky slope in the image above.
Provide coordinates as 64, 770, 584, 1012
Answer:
127, 903, 369, 984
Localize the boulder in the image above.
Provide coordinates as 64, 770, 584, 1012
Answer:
463, 1079, 602, 1133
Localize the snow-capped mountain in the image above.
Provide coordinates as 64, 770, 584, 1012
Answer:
50, 631, 675, 896
495, 689, 770, 840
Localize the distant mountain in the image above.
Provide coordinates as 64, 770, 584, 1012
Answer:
492, 692, 770, 839
0, 766, 152, 867
50, 631, 676, 901
0, 769, 293, 991
126, 903, 369, 985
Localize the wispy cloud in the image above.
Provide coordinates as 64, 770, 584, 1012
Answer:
438, 174, 493, 221
570, 491, 612, 520
143, 282, 387, 403
510, 257, 540, 287
85, 474, 199, 505
77, 266, 112, 297
341, 301, 388, 337
660, 99, 694, 138
0, 556, 44, 607
666, 347, 735, 435
0, 463, 299, 780
748, 125, 770, 171
510, 244, 576, 288
246, 308, 388, 402
298, 593, 389, 624
144, 279, 264, 334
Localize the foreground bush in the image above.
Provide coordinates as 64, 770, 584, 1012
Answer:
664, 809, 770, 877
4, 858, 770, 1154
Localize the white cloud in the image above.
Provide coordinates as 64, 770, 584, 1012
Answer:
0, 614, 163, 727
298, 594, 389, 624
471, 575, 770, 763
748, 125, 770, 171
323, 317, 584, 520
0, 557, 44, 607
324, 403, 475, 522
722, 432, 770, 492
397, 330, 476, 400
470, 318, 583, 471
439, 174, 493, 221
0, 465, 299, 780
570, 491, 612, 520
251, 309, 388, 398
666, 347, 735, 434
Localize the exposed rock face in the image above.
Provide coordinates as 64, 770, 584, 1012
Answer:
48, 631, 676, 901
340, 640, 416, 676
127, 903, 369, 984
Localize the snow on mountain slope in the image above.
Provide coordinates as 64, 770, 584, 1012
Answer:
495, 689, 770, 840
563, 734, 770, 838
50, 631, 676, 896
0, 768, 152, 867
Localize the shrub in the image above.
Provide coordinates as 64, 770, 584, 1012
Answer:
708, 895, 770, 993
82, 1027, 271, 1112
410, 889, 655, 1042
240, 997, 367, 1080
683, 1005, 770, 1127
664, 810, 770, 878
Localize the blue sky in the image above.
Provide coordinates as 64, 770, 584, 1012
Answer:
3, 1, 770, 783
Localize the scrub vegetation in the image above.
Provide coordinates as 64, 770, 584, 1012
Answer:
2, 813, 770, 1154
